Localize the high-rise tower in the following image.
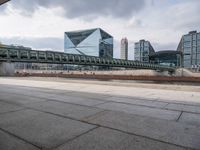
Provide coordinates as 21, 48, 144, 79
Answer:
120, 38, 128, 60
134, 39, 155, 63
177, 31, 200, 68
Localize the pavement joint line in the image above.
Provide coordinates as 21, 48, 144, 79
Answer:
0, 90, 108, 104
0, 87, 74, 97
122, 95, 200, 107
47, 126, 100, 150
91, 100, 183, 116
176, 111, 183, 122
46, 99, 106, 109
106, 95, 200, 107
40, 99, 200, 115
0, 99, 26, 107
1, 91, 200, 116
2, 85, 200, 107
82, 120, 196, 150
0, 108, 27, 115
23, 106, 106, 125
90, 101, 113, 107
0, 127, 42, 150
0, 91, 179, 113
0, 84, 75, 95
0, 98, 49, 107
2, 90, 200, 116
82, 110, 109, 121
164, 108, 200, 115
22, 107, 195, 150
162, 102, 170, 108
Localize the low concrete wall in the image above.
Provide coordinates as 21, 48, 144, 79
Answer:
15, 69, 170, 76
0, 62, 15, 76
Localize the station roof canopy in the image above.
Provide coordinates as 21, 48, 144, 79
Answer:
0, 0, 10, 5
149, 50, 181, 58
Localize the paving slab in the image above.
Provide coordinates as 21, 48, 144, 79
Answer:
0, 85, 109, 106
165, 103, 200, 114
55, 127, 187, 150
25, 101, 104, 120
0, 109, 95, 149
96, 102, 180, 120
0, 92, 47, 105
0, 101, 23, 114
66, 91, 111, 101
179, 112, 200, 127
46, 94, 106, 106
0, 84, 67, 95
0, 130, 39, 150
86, 111, 200, 149
106, 96, 168, 108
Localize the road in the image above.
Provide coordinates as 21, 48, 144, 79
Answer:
0, 77, 200, 150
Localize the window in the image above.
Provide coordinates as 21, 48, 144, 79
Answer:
184, 55, 191, 60
183, 60, 191, 67
184, 41, 191, 47
197, 40, 200, 46
184, 35, 191, 42
197, 47, 200, 53
197, 34, 200, 40
144, 42, 149, 47
135, 43, 140, 48
197, 54, 200, 60
184, 47, 191, 53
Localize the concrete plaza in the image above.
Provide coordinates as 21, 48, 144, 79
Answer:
0, 77, 200, 150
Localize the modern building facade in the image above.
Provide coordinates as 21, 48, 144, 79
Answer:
64, 28, 113, 58
149, 50, 181, 67
177, 31, 200, 68
120, 38, 128, 60
134, 40, 155, 63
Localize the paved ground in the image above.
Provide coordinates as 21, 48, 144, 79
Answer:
0, 77, 200, 150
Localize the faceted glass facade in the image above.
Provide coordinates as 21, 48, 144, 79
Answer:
134, 40, 155, 63
177, 31, 200, 68
64, 28, 113, 58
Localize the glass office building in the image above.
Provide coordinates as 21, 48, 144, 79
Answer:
134, 40, 155, 63
64, 28, 113, 58
177, 31, 200, 68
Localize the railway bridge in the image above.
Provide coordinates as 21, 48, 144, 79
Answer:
0, 45, 175, 75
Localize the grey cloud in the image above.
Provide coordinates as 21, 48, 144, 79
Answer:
0, 36, 63, 51
8, 0, 145, 19
0, 36, 121, 58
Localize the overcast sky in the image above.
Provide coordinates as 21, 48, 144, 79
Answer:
0, 0, 199, 59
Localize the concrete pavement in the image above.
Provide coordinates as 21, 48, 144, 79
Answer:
0, 77, 200, 149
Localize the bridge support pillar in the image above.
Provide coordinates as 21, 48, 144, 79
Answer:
0, 62, 15, 76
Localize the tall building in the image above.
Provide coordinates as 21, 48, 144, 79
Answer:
64, 28, 113, 58
120, 38, 128, 60
177, 31, 200, 68
134, 39, 155, 63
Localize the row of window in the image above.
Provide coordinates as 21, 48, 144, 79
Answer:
183, 40, 200, 47
184, 34, 200, 42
